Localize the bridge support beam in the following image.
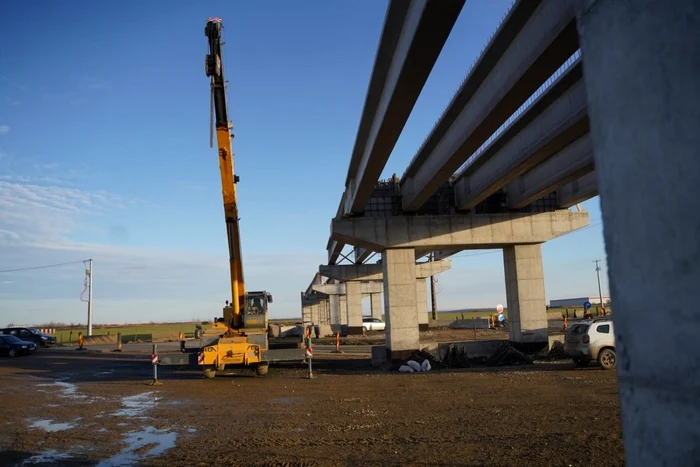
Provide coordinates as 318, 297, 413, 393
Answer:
503, 244, 547, 348
576, 0, 700, 463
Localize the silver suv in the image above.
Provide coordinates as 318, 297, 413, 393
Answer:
564, 318, 616, 370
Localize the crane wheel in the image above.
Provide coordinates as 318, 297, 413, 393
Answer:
203, 366, 217, 379
255, 363, 269, 377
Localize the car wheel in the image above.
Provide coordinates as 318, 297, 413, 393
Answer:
597, 348, 616, 370
572, 357, 590, 367
362, 326, 368, 333
8, 348, 17, 358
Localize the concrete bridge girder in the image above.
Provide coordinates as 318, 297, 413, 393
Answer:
329, 211, 589, 252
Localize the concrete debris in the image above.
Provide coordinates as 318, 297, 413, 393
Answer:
484, 342, 533, 367
441, 343, 472, 368
546, 341, 568, 360
399, 359, 432, 373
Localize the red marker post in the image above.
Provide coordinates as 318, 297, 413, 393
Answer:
150, 344, 162, 386
305, 326, 315, 379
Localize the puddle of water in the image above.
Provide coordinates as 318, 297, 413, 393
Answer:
28, 418, 80, 433
269, 397, 306, 405
187, 427, 197, 433
99, 428, 109, 433
112, 392, 159, 417
94, 370, 115, 377
96, 426, 177, 466
20, 449, 73, 465
36, 381, 87, 400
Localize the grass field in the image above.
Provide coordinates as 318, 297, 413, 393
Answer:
49, 318, 302, 343
51, 322, 210, 344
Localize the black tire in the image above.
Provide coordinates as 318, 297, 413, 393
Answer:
203, 367, 216, 379
572, 357, 590, 367
362, 326, 368, 334
597, 348, 616, 370
255, 363, 269, 376
8, 348, 17, 358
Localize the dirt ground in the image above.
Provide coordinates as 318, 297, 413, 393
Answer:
0, 350, 624, 467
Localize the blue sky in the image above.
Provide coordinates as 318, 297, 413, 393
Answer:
0, 0, 608, 326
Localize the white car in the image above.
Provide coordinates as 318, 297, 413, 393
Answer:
564, 318, 616, 370
362, 317, 385, 332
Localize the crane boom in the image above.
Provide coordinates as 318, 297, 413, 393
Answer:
205, 17, 246, 328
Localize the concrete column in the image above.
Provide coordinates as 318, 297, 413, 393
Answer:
310, 303, 320, 324
339, 295, 347, 325
345, 281, 363, 335
503, 244, 547, 348
321, 299, 330, 325
370, 293, 382, 320
576, 0, 700, 464
416, 279, 429, 332
382, 248, 419, 358
329, 295, 341, 332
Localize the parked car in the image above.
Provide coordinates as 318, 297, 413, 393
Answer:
564, 318, 616, 370
0, 327, 57, 348
362, 317, 385, 332
0, 335, 37, 357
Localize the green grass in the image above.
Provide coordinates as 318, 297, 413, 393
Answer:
52, 322, 209, 344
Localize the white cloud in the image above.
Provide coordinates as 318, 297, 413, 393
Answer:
0, 125, 9, 135
0, 176, 322, 326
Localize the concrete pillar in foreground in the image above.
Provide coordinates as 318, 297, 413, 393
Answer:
416, 278, 429, 332
370, 293, 382, 319
339, 295, 347, 325
329, 295, 341, 332
503, 244, 547, 349
576, 0, 700, 464
345, 281, 363, 335
382, 248, 419, 358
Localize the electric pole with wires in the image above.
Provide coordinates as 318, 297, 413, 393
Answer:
80, 259, 94, 336
430, 252, 438, 320
593, 259, 604, 308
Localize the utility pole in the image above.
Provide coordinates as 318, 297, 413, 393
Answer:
593, 259, 604, 308
430, 252, 438, 320
86, 259, 93, 336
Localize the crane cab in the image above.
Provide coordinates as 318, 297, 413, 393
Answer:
242, 291, 272, 330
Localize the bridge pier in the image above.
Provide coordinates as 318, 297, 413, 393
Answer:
328, 211, 587, 355
382, 248, 419, 359
416, 278, 429, 332
370, 293, 382, 320
345, 282, 363, 335
503, 244, 548, 350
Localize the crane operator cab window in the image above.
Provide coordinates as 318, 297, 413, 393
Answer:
246, 295, 266, 315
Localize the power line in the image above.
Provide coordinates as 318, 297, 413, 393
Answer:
0, 260, 88, 274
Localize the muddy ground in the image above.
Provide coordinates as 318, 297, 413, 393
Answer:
0, 350, 623, 467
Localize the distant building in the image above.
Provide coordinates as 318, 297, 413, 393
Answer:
549, 296, 611, 308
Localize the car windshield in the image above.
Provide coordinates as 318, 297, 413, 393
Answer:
28, 328, 42, 335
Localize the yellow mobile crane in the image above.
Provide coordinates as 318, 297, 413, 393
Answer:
158, 17, 304, 378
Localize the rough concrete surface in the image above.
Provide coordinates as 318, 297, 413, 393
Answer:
0, 350, 623, 466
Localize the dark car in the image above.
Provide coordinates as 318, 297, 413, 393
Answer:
0, 327, 57, 348
0, 335, 37, 357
